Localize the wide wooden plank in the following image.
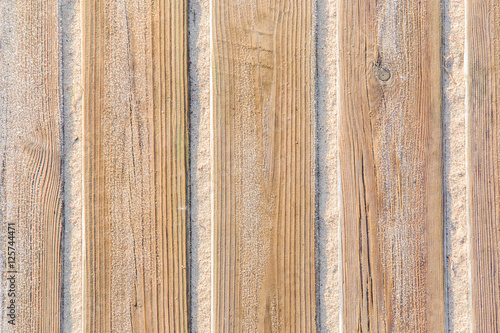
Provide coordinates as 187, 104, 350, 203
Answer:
467, 0, 500, 330
338, 0, 444, 331
0, 0, 63, 331
212, 0, 315, 331
82, 0, 189, 331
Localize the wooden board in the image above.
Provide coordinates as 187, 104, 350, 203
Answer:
212, 0, 315, 331
82, 0, 189, 331
338, 0, 444, 331
467, 0, 500, 330
0, 0, 63, 331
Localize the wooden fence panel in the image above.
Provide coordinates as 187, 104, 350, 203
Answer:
1, 0, 491, 330
467, 0, 500, 330
212, 0, 316, 331
0, 0, 63, 331
338, 0, 445, 330
82, 0, 189, 331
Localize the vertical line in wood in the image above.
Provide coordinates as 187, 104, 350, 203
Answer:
82, 0, 189, 331
0, 0, 63, 331
338, 0, 444, 330
467, 0, 500, 329
211, 0, 316, 330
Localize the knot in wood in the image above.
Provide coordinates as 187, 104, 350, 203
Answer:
375, 66, 391, 81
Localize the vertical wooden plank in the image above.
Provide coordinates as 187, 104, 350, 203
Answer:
338, 0, 444, 331
467, 0, 500, 330
82, 0, 189, 331
212, 0, 315, 331
0, 0, 63, 331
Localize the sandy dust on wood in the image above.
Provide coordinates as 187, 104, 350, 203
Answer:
61, 0, 83, 331
188, 0, 212, 331
316, 0, 340, 331
442, 0, 469, 330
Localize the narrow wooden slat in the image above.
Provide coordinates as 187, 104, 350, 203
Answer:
0, 0, 63, 331
338, 0, 444, 331
467, 0, 500, 330
82, 0, 189, 331
212, 0, 315, 331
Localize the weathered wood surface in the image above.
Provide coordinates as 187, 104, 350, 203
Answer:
467, 0, 500, 330
82, 0, 189, 331
0, 0, 63, 331
338, 0, 444, 331
212, 0, 316, 331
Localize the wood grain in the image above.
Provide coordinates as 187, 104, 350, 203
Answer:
338, 0, 444, 331
212, 0, 315, 331
0, 0, 63, 331
82, 0, 189, 331
467, 0, 500, 330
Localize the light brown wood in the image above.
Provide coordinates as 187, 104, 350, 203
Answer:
338, 0, 444, 331
0, 0, 63, 331
82, 0, 189, 331
467, 0, 500, 330
212, 0, 316, 331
